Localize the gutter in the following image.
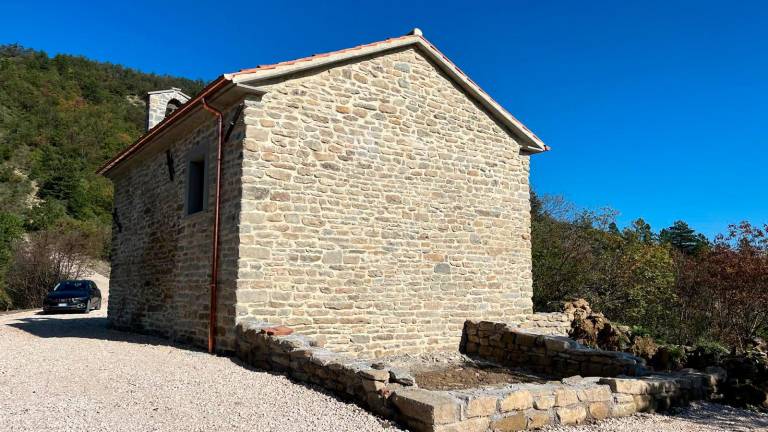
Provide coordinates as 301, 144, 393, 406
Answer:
99, 79, 262, 354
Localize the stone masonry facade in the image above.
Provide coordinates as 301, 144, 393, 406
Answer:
235, 47, 533, 357
108, 106, 245, 351
107, 44, 535, 357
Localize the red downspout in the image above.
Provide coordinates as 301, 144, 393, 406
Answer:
201, 98, 224, 354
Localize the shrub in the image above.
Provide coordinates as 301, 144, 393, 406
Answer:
4, 220, 102, 309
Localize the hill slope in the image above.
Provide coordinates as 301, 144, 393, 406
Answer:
0, 44, 203, 225
0, 44, 204, 306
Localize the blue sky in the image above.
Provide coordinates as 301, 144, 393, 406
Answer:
2, 1, 766, 237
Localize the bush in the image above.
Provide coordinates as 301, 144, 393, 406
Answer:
4, 220, 102, 309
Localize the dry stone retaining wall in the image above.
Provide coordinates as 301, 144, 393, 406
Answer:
461, 320, 646, 378
235, 320, 725, 432
235, 320, 402, 418
516, 313, 571, 337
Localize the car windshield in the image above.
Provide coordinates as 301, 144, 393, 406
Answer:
53, 281, 89, 292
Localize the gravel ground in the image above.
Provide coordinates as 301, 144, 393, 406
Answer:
2, 279, 766, 432
543, 402, 768, 431
0, 285, 402, 432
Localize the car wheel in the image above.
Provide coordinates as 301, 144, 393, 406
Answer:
83, 300, 91, 314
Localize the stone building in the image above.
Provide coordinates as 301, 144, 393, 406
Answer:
98, 30, 549, 358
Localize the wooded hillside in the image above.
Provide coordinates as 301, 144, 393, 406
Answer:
0, 44, 203, 307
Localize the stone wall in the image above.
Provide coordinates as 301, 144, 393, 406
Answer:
517, 312, 571, 336
108, 104, 245, 351
461, 320, 647, 378
235, 320, 401, 418
390, 372, 724, 431
235, 320, 725, 432
235, 46, 534, 357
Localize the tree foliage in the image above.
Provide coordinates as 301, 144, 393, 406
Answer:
0, 212, 23, 308
533, 193, 767, 351
0, 44, 203, 305
676, 222, 768, 350
0, 44, 203, 225
531, 194, 679, 340
660, 220, 709, 255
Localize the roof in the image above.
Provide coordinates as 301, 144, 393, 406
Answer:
97, 29, 548, 176
147, 87, 191, 100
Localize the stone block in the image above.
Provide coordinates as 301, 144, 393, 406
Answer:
633, 394, 655, 412
577, 385, 612, 402
555, 405, 587, 425
359, 368, 390, 381
588, 402, 611, 420
391, 389, 461, 425
489, 412, 526, 431
599, 378, 650, 395
544, 337, 571, 352
465, 395, 499, 418
554, 388, 578, 407
322, 250, 343, 265
499, 390, 532, 412
362, 379, 386, 393
434, 417, 490, 432
612, 402, 637, 417
532, 393, 555, 410
390, 368, 416, 386
513, 331, 538, 347
525, 409, 552, 429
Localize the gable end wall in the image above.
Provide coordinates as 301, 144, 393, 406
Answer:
236, 47, 533, 357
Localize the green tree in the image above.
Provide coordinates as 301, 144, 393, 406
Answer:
0, 43, 203, 226
660, 220, 709, 255
532, 197, 679, 341
0, 212, 23, 308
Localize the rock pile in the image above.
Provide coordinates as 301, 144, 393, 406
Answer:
561, 299, 630, 352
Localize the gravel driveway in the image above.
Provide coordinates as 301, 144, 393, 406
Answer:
2, 286, 767, 432
0, 303, 402, 431
542, 402, 768, 431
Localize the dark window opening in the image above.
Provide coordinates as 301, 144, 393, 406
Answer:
165, 98, 182, 117
187, 158, 206, 214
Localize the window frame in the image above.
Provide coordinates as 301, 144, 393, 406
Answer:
184, 145, 209, 216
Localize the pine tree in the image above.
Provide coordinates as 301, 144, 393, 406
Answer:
660, 220, 709, 255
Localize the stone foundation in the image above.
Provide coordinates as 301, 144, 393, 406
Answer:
236, 319, 726, 432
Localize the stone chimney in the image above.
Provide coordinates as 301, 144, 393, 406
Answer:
146, 88, 191, 130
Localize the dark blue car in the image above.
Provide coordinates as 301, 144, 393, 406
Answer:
43, 280, 102, 313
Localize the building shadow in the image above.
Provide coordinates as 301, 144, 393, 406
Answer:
5, 314, 203, 352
